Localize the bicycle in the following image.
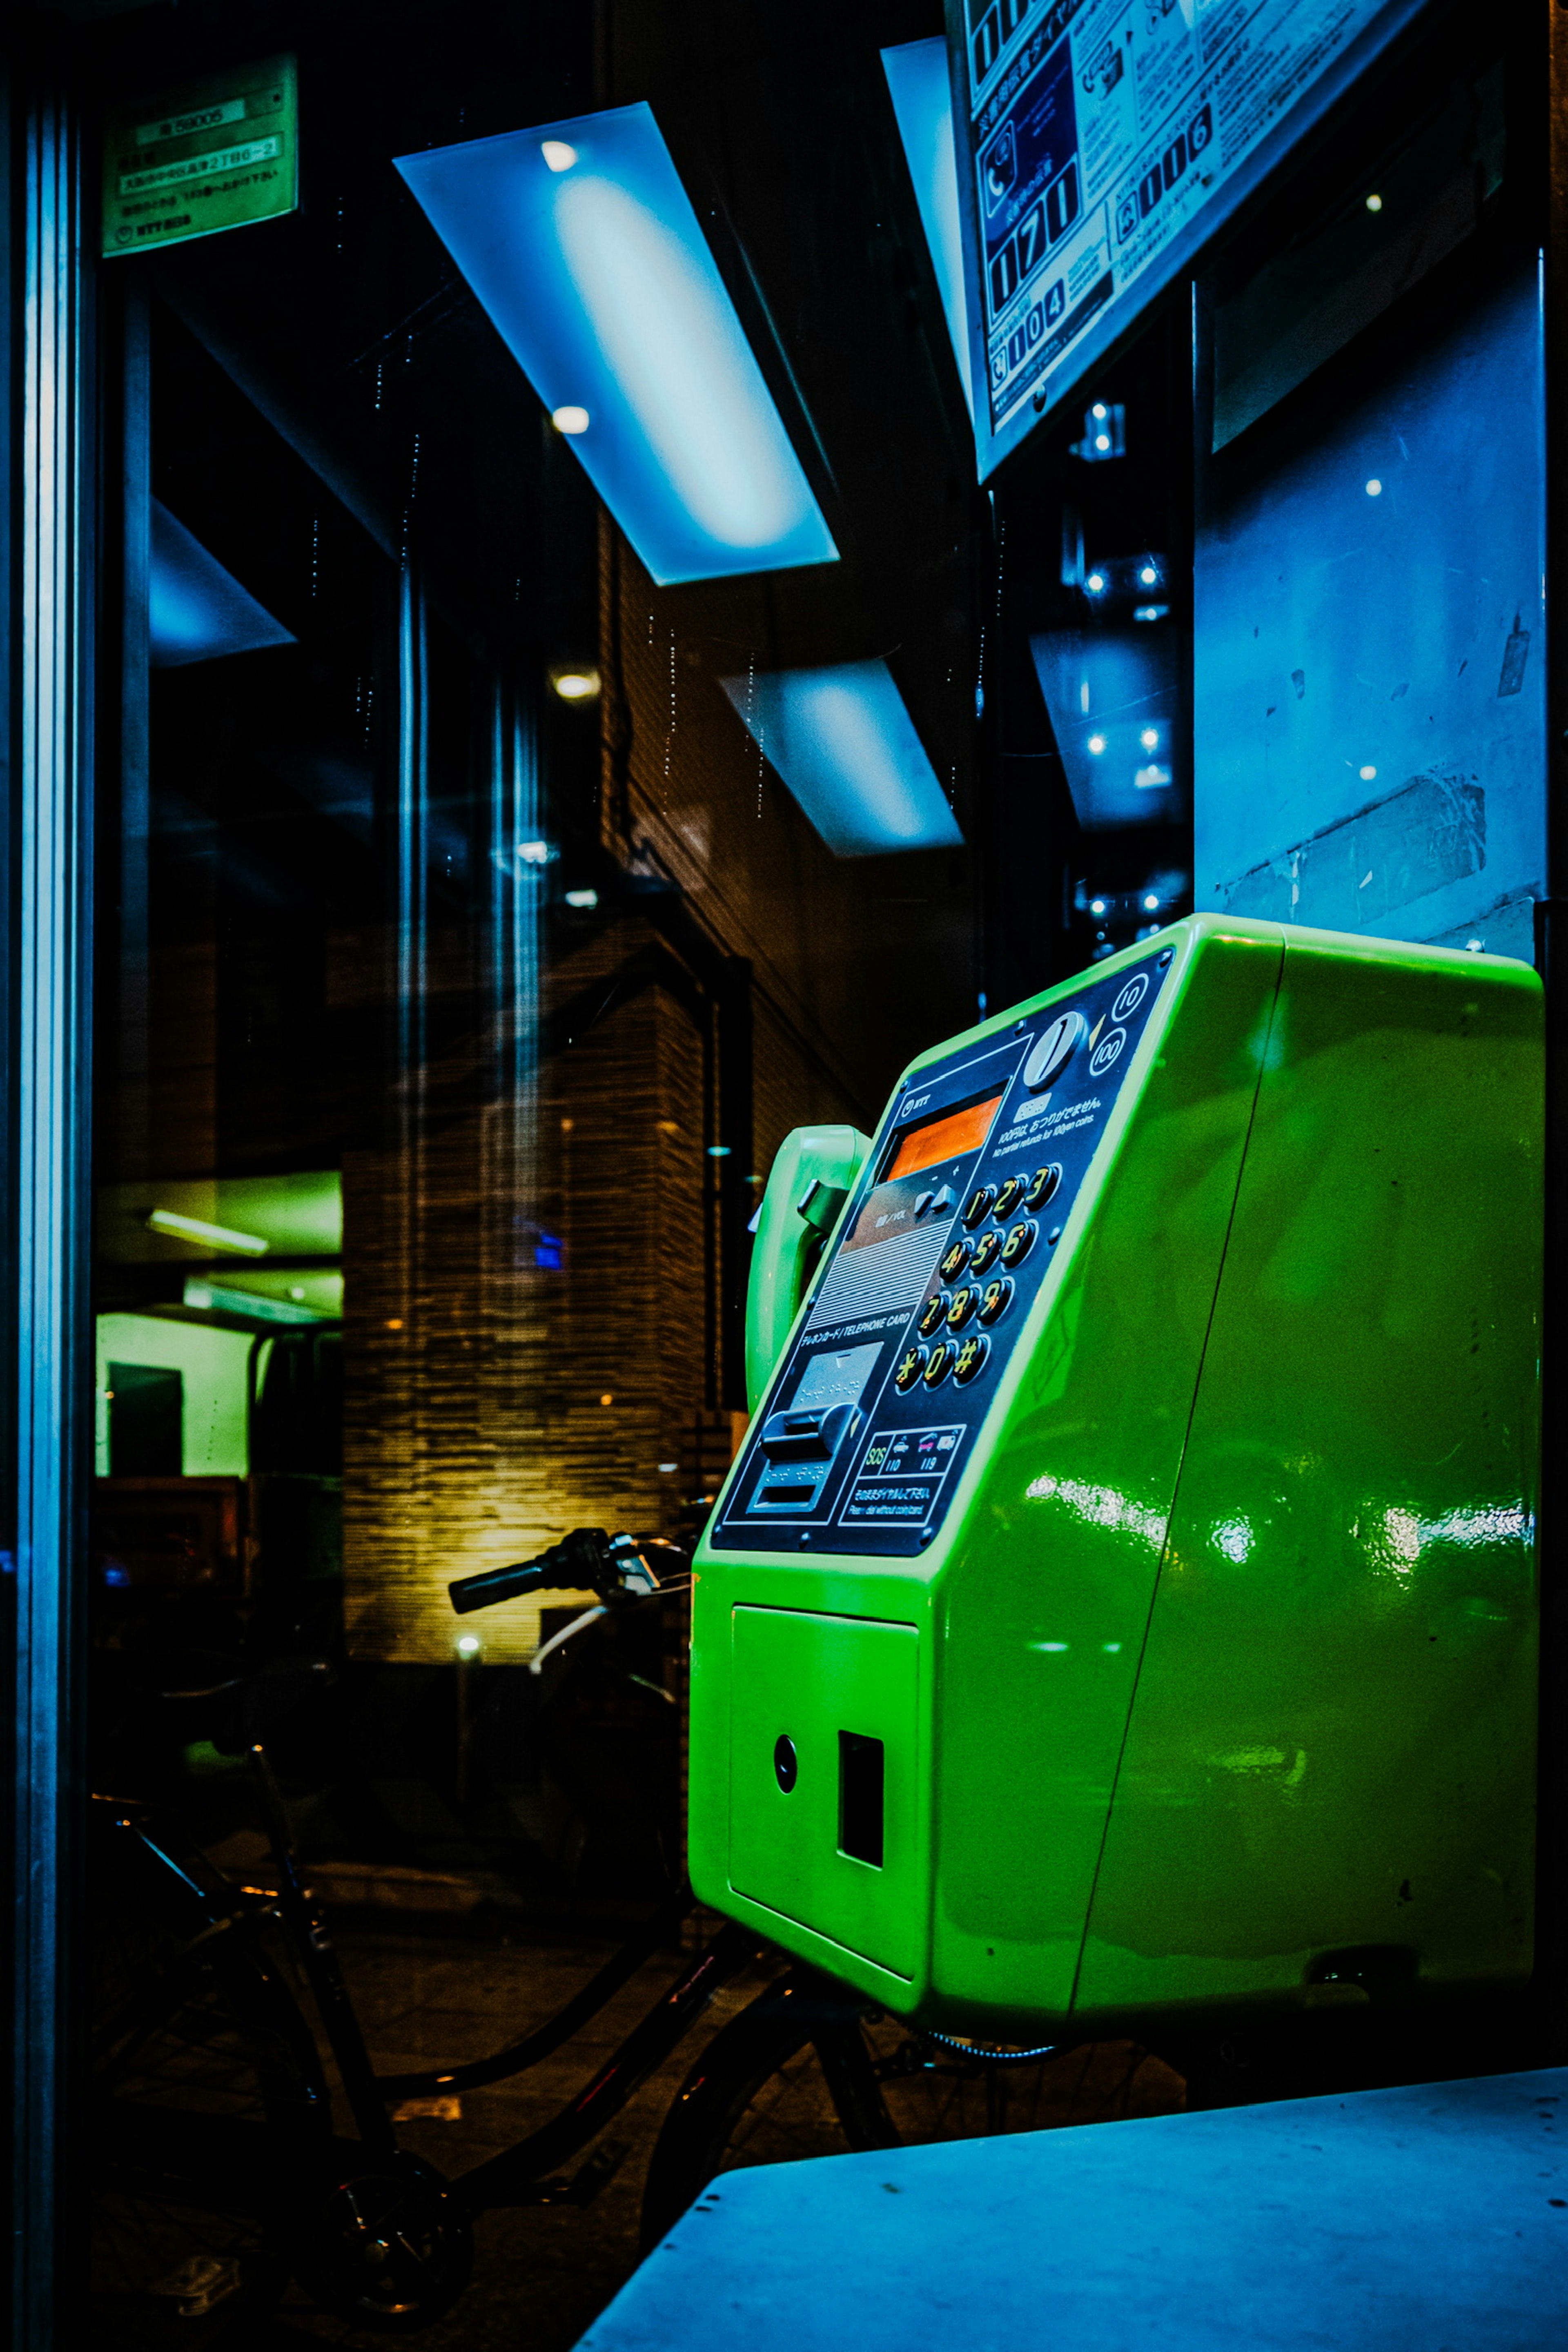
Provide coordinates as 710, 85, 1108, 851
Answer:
87, 1526, 1187, 2346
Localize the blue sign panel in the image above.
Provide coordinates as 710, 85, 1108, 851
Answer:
947, 0, 1429, 479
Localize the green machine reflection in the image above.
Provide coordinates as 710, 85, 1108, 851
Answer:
688, 912, 1542, 2035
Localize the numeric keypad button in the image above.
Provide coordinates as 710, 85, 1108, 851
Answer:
1025, 1163, 1062, 1213
894, 1347, 927, 1393
938, 1237, 972, 1284
978, 1276, 1014, 1326
946, 1285, 980, 1331
969, 1228, 1002, 1277
1000, 1218, 1038, 1269
922, 1340, 956, 1388
961, 1185, 995, 1229
917, 1292, 949, 1340
992, 1175, 1028, 1220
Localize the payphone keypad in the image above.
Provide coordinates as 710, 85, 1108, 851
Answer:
717, 951, 1171, 1557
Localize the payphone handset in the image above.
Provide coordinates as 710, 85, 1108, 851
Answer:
744, 1123, 871, 1414
691, 914, 1542, 2033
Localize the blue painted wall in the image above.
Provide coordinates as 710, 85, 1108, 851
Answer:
1194, 258, 1544, 958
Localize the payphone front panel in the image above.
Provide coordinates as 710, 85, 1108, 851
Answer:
715, 955, 1171, 1557
690, 917, 1542, 2034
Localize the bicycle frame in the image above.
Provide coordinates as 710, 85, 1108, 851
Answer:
98, 1743, 769, 2220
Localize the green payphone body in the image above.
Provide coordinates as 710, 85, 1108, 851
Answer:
688, 915, 1542, 2033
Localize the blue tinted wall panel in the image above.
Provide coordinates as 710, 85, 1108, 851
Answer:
1194, 259, 1545, 958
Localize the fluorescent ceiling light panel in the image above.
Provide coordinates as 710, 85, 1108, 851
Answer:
720, 661, 963, 857
149, 499, 294, 668
120, 1173, 342, 1263
881, 39, 973, 418
394, 105, 838, 586
184, 1277, 331, 1325
147, 1208, 269, 1255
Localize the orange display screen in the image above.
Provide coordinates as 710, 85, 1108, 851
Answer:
886, 1093, 1004, 1181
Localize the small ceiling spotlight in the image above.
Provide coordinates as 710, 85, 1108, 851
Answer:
457, 1633, 481, 1658
1087, 733, 1107, 755
1071, 401, 1126, 462
551, 404, 590, 435
540, 140, 578, 172
1085, 572, 1106, 595
549, 666, 601, 701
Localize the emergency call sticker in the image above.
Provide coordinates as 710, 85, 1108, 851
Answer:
840, 1424, 965, 1526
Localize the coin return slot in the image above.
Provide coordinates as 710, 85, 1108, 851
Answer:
838, 1731, 885, 1867
758, 1482, 819, 1508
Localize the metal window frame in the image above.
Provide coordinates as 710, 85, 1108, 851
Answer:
1539, 0, 1568, 2043
6, 55, 95, 2347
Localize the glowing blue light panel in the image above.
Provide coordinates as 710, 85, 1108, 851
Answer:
720, 661, 963, 857
882, 39, 973, 417
1032, 628, 1180, 832
394, 106, 838, 588
149, 500, 294, 668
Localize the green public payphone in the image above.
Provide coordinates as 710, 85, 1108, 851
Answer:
688, 915, 1542, 2032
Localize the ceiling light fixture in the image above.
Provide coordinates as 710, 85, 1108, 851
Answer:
396, 105, 837, 584
147, 1208, 269, 1256
719, 660, 963, 856
149, 501, 294, 669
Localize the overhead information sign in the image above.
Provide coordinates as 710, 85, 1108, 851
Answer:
103, 56, 298, 259
947, 0, 1424, 476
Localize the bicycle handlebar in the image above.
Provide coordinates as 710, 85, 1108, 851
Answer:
448, 1527, 686, 1616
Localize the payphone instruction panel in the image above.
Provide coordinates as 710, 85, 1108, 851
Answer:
717, 950, 1170, 1558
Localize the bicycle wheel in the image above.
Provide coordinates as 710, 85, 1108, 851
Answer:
640, 1970, 1184, 2248
89, 1824, 332, 2350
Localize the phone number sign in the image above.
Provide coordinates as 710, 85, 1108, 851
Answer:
946, 0, 1424, 477
103, 55, 298, 259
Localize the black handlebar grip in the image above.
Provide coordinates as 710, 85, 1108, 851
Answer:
448, 1560, 548, 1615
448, 1528, 612, 1615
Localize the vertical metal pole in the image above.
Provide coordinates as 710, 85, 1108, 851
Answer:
10, 67, 93, 2347
116, 271, 151, 1183
392, 564, 426, 1572
395, 561, 427, 1106
1539, 0, 1568, 2048
454, 1650, 474, 1809
716, 955, 754, 1414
